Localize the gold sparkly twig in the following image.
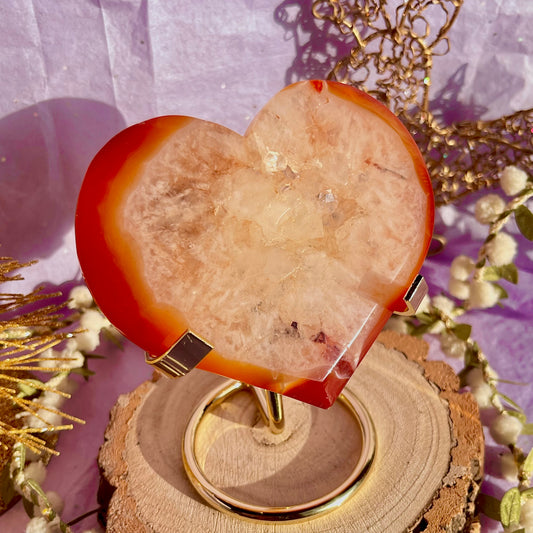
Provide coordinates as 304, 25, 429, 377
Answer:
313, 0, 533, 205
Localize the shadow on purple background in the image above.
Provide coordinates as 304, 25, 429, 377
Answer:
274, 0, 354, 84
0, 98, 125, 262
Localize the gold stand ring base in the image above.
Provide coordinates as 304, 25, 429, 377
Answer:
182, 380, 376, 523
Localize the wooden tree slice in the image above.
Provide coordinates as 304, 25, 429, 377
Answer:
98, 331, 484, 532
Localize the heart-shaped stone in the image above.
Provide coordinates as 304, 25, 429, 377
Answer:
76, 81, 433, 408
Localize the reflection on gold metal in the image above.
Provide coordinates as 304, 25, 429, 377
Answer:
395, 275, 428, 316
182, 380, 375, 523
312, 0, 533, 206
428, 234, 447, 256
145, 330, 212, 378
251, 386, 285, 434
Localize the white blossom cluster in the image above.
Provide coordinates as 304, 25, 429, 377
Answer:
19, 285, 112, 533
385, 167, 532, 531
447, 166, 528, 309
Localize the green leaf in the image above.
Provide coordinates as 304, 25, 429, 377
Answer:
500, 264, 519, 284
22, 496, 35, 518
452, 323, 472, 341
478, 493, 501, 521
475, 258, 486, 269
84, 353, 106, 359
500, 487, 522, 527
70, 367, 96, 378
102, 327, 124, 350
498, 393, 525, 413
521, 488, 533, 501
515, 205, 533, 240
503, 409, 527, 424
522, 422, 533, 435
416, 312, 435, 325
410, 323, 433, 337
494, 283, 509, 300
483, 264, 519, 284
482, 266, 501, 281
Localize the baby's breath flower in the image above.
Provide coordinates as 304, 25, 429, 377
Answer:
80, 309, 111, 332
465, 367, 485, 388
468, 280, 500, 309
448, 278, 470, 300
68, 285, 93, 309
501, 165, 529, 196
47, 373, 78, 395
25, 409, 62, 429
432, 295, 455, 315
440, 333, 466, 359
485, 232, 518, 266
521, 500, 533, 530
450, 255, 475, 281
25, 516, 52, 533
38, 348, 61, 369
40, 390, 66, 410
73, 330, 100, 352
43, 490, 64, 514
499, 451, 518, 481
471, 382, 493, 409
490, 413, 523, 445
384, 316, 409, 334
474, 194, 506, 224
59, 350, 84, 370
23, 460, 47, 486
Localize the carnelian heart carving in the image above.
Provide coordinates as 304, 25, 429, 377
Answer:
76, 80, 433, 408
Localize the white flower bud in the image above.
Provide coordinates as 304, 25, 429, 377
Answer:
465, 367, 485, 387
521, 500, 533, 529
24, 460, 47, 485
38, 348, 60, 369
440, 333, 466, 359
80, 309, 111, 332
499, 451, 518, 481
503, 524, 525, 533
44, 491, 64, 514
485, 232, 517, 266
74, 330, 100, 352
384, 316, 409, 334
432, 295, 455, 315
471, 382, 493, 409
68, 285, 93, 309
490, 413, 523, 445
448, 278, 471, 300
450, 255, 475, 281
468, 280, 500, 309
27, 409, 63, 429
40, 390, 66, 410
59, 350, 84, 370
47, 373, 78, 395
474, 194, 506, 224
501, 165, 528, 196
25, 517, 53, 533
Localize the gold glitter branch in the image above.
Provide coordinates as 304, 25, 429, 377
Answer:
0, 257, 82, 459
313, 0, 533, 205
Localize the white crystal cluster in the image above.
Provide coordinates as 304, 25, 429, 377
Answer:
123, 82, 429, 383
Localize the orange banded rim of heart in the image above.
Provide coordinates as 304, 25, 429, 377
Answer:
181, 380, 376, 523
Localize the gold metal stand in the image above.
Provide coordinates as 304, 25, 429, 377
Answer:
182, 380, 375, 523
